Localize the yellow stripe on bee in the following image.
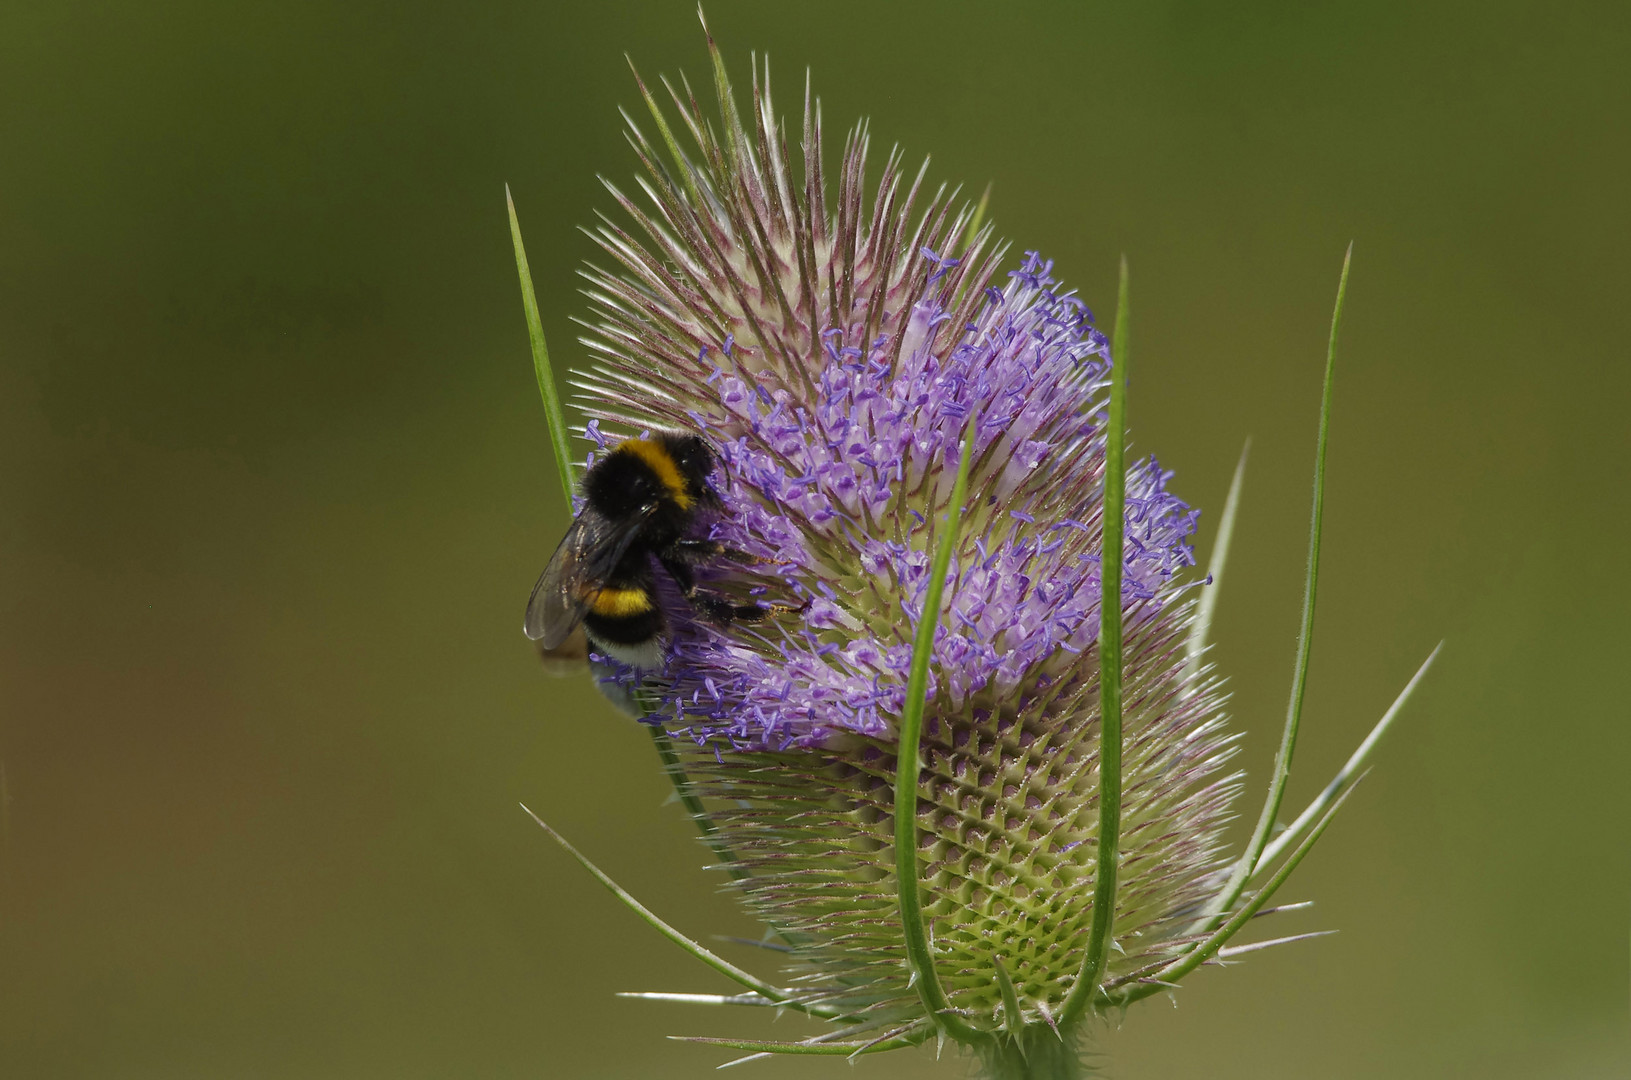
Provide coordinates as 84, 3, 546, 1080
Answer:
618, 438, 694, 510
589, 586, 654, 617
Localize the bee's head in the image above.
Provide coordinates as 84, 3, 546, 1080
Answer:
664, 433, 718, 504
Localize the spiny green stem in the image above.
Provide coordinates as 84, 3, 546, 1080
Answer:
893, 412, 986, 1047
1060, 254, 1131, 1027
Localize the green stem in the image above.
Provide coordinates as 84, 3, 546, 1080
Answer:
980, 1028, 1085, 1080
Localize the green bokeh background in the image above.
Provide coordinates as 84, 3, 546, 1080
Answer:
2, 2, 1626, 1076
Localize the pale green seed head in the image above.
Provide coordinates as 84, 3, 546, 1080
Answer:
675, 598, 1237, 1034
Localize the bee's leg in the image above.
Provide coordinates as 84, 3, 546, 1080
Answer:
660, 557, 807, 626
691, 593, 809, 626
668, 539, 784, 566
661, 556, 698, 595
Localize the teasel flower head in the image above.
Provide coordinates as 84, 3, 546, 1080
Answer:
511, 17, 1438, 1078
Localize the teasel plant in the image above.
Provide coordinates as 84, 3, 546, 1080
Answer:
506, 14, 1438, 1078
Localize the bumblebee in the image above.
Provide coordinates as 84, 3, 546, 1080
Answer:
523, 432, 799, 668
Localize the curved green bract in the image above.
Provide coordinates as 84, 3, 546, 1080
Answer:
519, 804, 850, 1022
893, 412, 988, 1047
506, 187, 576, 504
1202, 244, 1351, 927
1059, 255, 1131, 1027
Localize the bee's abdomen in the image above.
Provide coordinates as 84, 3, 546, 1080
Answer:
585, 587, 664, 647
589, 586, 655, 618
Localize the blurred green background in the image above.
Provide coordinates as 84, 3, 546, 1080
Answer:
1, 1, 1626, 1076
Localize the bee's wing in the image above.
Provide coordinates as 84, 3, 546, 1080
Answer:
534, 625, 591, 677
523, 509, 648, 647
